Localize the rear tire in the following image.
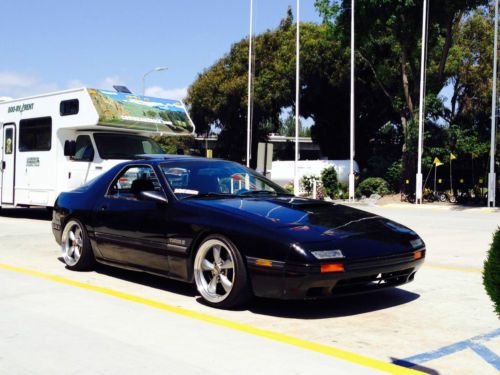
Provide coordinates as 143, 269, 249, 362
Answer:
61, 219, 94, 271
193, 235, 251, 309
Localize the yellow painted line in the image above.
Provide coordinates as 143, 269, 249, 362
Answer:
0, 262, 423, 375
424, 264, 482, 273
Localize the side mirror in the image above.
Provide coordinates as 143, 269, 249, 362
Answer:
138, 190, 168, 204
64, 140, 76, 157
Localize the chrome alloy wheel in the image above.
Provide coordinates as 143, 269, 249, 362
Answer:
194, 239, 236, 304
62, 221, 84, 267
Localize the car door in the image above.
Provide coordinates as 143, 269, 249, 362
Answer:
92, 164, 170, 274
1, 124, 16, 204
67, 134, 95, 190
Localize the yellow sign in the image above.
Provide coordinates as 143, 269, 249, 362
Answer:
450, 153, 457, 160
206, 149, 213, 158
433, 157, 443, 166
405, 179, 410, 184
438, 179, 442, 184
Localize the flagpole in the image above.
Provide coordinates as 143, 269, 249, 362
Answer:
416, 0, 429, 204
434, 163, 437, 197
348, 0, 355, 202
294, 0, 301, 196
246, 0, 254, 168
450, 157, 453, 194
488, 0, 498, 207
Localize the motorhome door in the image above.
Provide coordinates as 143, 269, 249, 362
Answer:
1, 124, 15, 204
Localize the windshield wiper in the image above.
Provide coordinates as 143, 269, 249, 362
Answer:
182, 192, 237, 200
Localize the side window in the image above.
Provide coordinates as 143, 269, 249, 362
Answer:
107, 165, 161, 200
4, 128, 13, 154
72, 135, 94, 162
60, 99, 79, 116
19, 117, 52, 152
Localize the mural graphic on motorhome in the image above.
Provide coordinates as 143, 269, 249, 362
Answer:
88, 89, 194, 135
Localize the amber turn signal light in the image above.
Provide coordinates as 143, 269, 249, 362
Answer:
320, 263, 344, 273
255, 259, 273, 267
413, 250, 424, 260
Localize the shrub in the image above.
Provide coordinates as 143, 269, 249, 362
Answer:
321, 166, 339, 199
385, 161, 403, 193
283, 182, 294, 194
356, 177, 390, 197
301, 175, 320, 195
484, 228, 500, 317
153, 135, 195, 155
316, 184, 326, 200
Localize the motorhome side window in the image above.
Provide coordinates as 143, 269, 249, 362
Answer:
4, 128, 13, 154
19, 117, 52, 152
73, 135, 94, 162
60, 99, 79, 116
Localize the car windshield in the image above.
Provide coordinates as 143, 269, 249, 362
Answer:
94, 133, 164, 159
159, 160, 292, 199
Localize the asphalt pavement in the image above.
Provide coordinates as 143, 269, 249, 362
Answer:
0, 205, 498, 374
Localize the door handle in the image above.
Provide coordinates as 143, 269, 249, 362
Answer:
1, 161, 5, 170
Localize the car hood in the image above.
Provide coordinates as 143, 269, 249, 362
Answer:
183, 197, 421, 257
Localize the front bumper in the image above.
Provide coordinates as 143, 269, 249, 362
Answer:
247, 250, 425, 300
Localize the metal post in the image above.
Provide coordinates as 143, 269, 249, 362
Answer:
433, 165, 437, 198
450, 158, 453, 193
488, 0, 498, 207
348, 0, 355, 202
142, 67, 168, 96
415, 0, 428, 204
246, 0, 254, 168
294, 0, 301, 196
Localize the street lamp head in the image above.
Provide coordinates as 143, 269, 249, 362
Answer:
154, 67, 168, 72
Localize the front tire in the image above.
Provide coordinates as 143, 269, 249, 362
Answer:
193, 235, 251, 309
61, 219, 94, 271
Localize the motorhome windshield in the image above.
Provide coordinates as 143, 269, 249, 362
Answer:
93, 133, 164, 159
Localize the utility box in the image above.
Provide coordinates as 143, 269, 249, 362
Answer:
256, 142, 273, 177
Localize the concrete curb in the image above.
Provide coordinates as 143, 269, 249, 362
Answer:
337, 201, 500, 213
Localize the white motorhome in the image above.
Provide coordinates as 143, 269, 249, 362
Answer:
0, 87, 194, 208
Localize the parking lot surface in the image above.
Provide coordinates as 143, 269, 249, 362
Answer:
0, 205, 499, 374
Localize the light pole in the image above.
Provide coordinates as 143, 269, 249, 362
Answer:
488, 0, 498, 207
348, 0, 355, 201
142, 66, 168, 96
294, 0, 301, 196
415, 0, 429, 204
246, 0, 254, 167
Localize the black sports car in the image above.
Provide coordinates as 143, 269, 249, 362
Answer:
52, 156, 425, 308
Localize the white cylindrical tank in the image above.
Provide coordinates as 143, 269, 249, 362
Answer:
270, 160, 360, 185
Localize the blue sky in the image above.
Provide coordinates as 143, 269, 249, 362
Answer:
0, 0, 321, 100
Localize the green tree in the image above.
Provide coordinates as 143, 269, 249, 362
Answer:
279, 115, 311, 137
187, 9, 350, 165
315, 0, 488, 189
153, 135, 195, 155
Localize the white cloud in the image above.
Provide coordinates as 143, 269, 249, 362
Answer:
0, 72, 37, 88
98, 75, 124, 90
145, 86, 188, 100
0, 71, 60, 98
66, 79, 86, 89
